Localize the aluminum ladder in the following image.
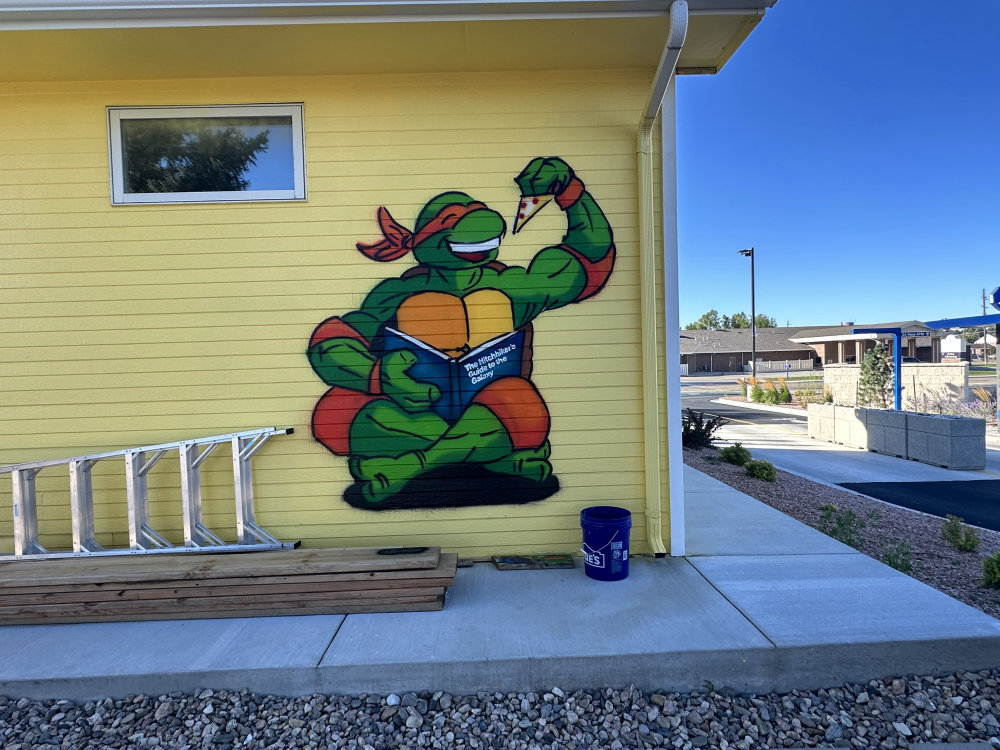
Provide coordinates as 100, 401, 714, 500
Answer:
0, 427, 295, 560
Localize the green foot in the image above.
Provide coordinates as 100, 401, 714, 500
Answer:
484, 443, 552, 483
352, 451, 428, 504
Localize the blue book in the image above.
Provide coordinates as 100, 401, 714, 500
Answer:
381, 327, 526, 422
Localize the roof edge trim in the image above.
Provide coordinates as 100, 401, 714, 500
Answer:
0, 0, 776, 31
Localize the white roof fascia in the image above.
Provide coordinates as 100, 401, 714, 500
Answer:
0, 0, 775, 30
788, 333, 886, 344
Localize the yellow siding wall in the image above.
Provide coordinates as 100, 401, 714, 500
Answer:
0, 66, 661, 557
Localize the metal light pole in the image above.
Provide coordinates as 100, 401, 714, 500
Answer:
739, 248, 756, 378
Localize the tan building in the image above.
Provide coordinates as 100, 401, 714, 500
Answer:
789, 322, 941, 365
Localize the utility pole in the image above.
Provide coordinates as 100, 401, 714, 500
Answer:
739, 248, 756, 378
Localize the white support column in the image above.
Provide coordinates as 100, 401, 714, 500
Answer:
661, 78, 685, 557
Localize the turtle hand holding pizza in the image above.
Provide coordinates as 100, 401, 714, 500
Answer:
307, 157, 615, 509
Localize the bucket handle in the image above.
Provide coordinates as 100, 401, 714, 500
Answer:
581, 529, 619, 555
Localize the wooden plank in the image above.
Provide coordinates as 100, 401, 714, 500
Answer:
0, 587, 447, 619
0, 553, 459, 596
0, 546, 441, 587
0, 596, 446, 625
0, 575, 456, 605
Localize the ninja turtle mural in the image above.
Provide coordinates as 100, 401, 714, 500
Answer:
307, 157, 615, 510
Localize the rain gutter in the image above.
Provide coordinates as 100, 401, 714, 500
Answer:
637, 0, 686, 557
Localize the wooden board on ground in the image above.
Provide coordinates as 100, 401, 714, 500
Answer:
0, 546, 440, 587
0, 548, 456, 624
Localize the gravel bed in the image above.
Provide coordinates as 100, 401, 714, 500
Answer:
683, 447, 1000, 620
3, 678, 1000, 749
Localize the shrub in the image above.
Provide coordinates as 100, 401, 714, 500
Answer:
942, 515, 981, 552
737, 378, 748, 399
718, 442, 752, 466
744, 459, 777, 482
906, 386, 998, 426
776, 377, 793, 404
984, 552, 1000, 588
823, 386, 834, 404
682, 408, 728, 449
795, 389, 816, 408
880, 541, 914, 573
747, 377, 763, 403
818, 503, 868, 549
857, 343, 894, 409
760, 380, 779, 404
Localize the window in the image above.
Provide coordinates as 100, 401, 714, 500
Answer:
108, 104, 305, 205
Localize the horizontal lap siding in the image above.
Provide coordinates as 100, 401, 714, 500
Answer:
0, 68, 655, 557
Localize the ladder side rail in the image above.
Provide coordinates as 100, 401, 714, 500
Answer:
0, 428, 291, 475
232, 434, 282, 546
69, 458, 103, 553
179, 442, 225, 548
125, 450, 172, 551
11, 468, 46, 556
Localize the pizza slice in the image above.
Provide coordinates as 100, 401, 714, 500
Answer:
512, 194, 553, 234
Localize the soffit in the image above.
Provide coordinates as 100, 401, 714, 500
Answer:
0, 2, 772, 83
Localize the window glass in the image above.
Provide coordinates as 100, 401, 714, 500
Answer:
109, 105, 305, 204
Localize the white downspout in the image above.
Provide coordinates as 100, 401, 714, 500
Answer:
660, 78, 685, 556
637, 0, 686, 556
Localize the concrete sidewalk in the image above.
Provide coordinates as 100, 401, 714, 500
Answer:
2, 466, 1000, 702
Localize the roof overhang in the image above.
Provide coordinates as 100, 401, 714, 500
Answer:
790, 323, 937, 345
0, 0, 775, 83
0, 0, 774, 28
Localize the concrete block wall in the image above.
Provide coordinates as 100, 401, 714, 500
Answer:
834, 407, 868, 448
865, 409, 908, 458
823, 363, 969, 408
807, 403, 835, 442
806, 405, 986, 470
906, 413, 986, 470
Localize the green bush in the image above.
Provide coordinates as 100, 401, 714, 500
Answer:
818, 503, 868, 549
776, 377, 793, 404
984, 552, 1000, 588
718, 442, 752, 466
880, 541, 914, 573
858, 342, 894, 409
823, 386, 833, 404
749, 384, 764, 403
942, 515, 980, 552
682, 408, 728, 449
795, 389, 816, 408
744, 459, 777, 482
737, 378, 748, 399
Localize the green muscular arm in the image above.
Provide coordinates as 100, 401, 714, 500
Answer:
307, 277, 440, 410
502, 157, 615, 327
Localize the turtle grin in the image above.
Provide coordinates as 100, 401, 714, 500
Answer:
448, 237, 500, 263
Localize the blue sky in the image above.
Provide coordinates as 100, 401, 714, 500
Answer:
676, 0, 1000, 330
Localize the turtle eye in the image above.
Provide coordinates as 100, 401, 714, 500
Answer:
447, 237, 501, 255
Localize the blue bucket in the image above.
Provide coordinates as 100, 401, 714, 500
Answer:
580, 506, 631, 581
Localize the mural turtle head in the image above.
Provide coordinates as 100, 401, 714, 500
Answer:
412, 191, 507, 269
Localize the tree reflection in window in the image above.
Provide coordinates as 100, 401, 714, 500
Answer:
121, 117, 281, 194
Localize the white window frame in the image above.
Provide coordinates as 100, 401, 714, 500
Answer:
108, 104, 306, 205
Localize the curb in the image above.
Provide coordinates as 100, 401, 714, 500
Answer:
713, 398, 807, 417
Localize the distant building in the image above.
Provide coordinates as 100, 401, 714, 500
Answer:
680, 327, 823, 374
971, 334, 997, 362
788, 321, 939, 364
680, 321, 947, 374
